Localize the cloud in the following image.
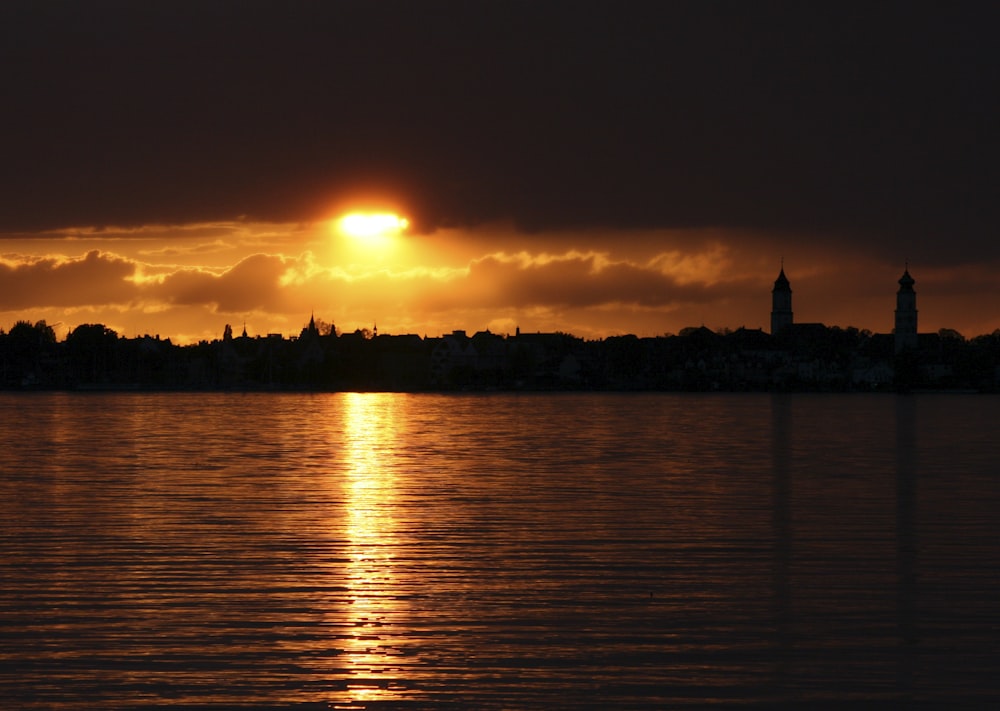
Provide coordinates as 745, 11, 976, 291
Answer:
0, 1, 996, 269
138, 240, 236, 258
151, 253, 296, 313
2, 217, 999, 345
458, 252, 711, 310
0, 250, 137, 309
0, 246, 309, 320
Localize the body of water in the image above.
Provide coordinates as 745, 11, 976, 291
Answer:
1, 392, 998, 708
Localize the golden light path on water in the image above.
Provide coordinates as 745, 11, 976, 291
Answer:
337, 393, 407, 706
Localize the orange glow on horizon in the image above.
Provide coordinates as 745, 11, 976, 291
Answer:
2, 220, 999, 345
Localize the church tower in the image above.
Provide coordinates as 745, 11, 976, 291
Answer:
894, 267, 918, 353
770, 265, 793, 335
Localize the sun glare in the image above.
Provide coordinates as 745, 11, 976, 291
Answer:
337, 212, 409, 242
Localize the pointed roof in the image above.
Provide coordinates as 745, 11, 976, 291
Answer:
300, 312, 320, 340
773, 266, 791, 291
898, 267, 915, 290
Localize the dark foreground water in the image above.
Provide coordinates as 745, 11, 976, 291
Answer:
1, 392, 998, 709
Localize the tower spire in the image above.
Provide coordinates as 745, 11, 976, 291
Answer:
770, 263, 793, 335
894, 265, 918, 353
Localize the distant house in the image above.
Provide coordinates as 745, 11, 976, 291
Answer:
429, 330, 478, 386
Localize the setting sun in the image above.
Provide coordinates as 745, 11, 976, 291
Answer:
336, 212, 409, 243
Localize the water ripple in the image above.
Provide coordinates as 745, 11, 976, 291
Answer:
1, 392, 999, 708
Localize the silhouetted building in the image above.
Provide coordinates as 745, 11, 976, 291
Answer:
771, 266, 793, 335
7, 263, 1000, 393
894, 267, 918, 353
300, 312, 320, 340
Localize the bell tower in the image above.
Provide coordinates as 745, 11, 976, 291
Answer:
770, 263, 793, 335
894, 266, 918, 353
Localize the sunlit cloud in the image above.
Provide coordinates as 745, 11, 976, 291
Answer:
138, 239, 237, 258
1, 219, 999, 344
152, 254, 291, 313
647, 244, 734, 285
0, 250, 137, 309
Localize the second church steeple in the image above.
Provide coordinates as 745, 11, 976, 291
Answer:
771, 263, 793, 335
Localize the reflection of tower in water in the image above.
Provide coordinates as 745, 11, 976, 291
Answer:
895, 396, 917, 699
770, 394, 793, 696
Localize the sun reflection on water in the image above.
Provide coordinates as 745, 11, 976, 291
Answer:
335, 392, 413, 705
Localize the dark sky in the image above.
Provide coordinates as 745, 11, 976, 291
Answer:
2, 1, 998, 260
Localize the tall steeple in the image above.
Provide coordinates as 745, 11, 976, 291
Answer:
300, 311, 320, 340
770, 262, 793, 335
894, 265, 918, 353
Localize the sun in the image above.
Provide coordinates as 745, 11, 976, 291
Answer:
335, 212, 409, 249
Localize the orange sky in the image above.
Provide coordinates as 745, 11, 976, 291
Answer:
2, 216, 997, 345
1, 6, 997, 343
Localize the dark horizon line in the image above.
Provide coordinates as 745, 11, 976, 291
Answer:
2, 317, 995, 345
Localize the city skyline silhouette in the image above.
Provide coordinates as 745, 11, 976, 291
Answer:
3, 263, 998, 392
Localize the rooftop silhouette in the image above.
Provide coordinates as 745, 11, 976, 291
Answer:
1, 267, 998, 392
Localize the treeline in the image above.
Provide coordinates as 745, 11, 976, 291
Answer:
2, 319, 1000, 392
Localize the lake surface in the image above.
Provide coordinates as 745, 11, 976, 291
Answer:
1, 392, 998, 709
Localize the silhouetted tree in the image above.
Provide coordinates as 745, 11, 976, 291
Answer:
66, 324, 120, 384
314, 318, 336, 336
1, 320, 57, 386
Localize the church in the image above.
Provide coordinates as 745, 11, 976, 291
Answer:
770, 264, 919, 353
